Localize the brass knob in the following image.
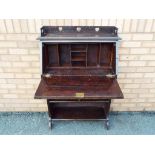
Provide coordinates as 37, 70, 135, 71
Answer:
59, 27, 63, 32
95, 27, 100, 32
77, 27, 81, 32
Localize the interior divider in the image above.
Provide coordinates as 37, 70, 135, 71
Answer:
56, 44, 60, 66
45, 44, 49, 69
86, 44, 88, 67
98, 43, 101, 66
69, 44, 71, 66
44, 43, 115, 71
109, 45, 113, 67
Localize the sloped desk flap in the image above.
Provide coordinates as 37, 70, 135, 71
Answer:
35, 78, 123, 100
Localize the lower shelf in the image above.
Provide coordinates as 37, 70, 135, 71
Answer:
47, 100, 111, 120
51, 107, 107, 119
47, 100, 111, 130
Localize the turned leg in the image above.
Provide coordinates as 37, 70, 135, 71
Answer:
105, 116, 110, 130
104, 100, 111, 130
48, 117, 52, 129
47, 99, 53, 129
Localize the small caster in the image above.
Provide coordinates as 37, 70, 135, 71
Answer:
48, 117, 52, 129
105, 120, 110, 130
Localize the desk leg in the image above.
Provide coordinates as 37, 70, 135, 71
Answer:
48, 117, 52, 129
105, 117, 110, 130
47, 99, 52, 129
104, 100, 111, 130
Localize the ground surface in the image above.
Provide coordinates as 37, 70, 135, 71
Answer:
0, 112, 154, 135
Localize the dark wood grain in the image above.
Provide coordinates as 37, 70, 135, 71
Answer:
43, 43, 116, 70
35, 26, 123, 129
35, 78, 123, 99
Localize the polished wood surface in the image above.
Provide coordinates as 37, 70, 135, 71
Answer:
35, 77, 123, 99
35, 26, 123, 129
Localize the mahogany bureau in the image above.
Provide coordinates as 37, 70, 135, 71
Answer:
35, 26, 124, 130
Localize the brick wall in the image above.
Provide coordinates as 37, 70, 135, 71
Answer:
0, 19, 155, 111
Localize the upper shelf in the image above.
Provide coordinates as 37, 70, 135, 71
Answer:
38, 26, 121, 42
